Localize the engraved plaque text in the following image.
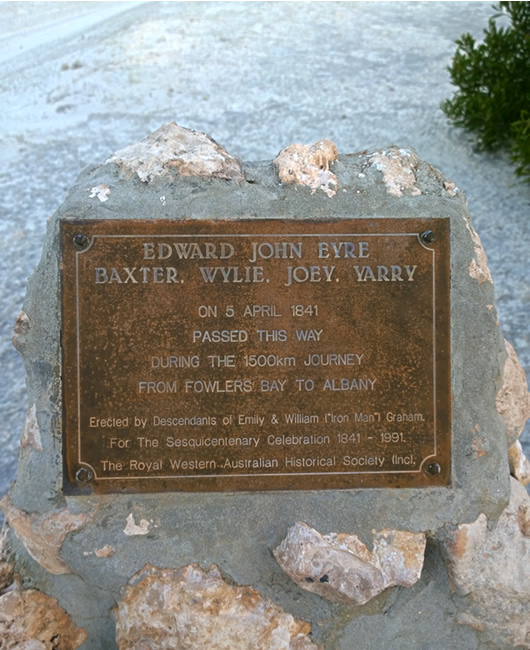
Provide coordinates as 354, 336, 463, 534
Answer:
62, 219, 451, 493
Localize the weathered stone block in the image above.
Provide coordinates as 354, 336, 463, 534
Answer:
1, 123, 525, 649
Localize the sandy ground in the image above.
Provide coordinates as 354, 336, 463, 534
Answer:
0, 1, 528, 500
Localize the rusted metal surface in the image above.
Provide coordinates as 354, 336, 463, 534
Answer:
61, 218, 451, 493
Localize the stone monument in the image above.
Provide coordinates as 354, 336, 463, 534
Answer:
1, 123, 528, 649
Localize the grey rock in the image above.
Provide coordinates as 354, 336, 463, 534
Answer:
0, 124, 516, 648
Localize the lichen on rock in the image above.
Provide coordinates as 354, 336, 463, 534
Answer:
274, 521, 426, 605
106, 122, 244, 183
274, 139, 338, 197
115, 563, 320, 649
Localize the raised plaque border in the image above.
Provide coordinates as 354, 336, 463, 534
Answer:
61, 218, 451, 494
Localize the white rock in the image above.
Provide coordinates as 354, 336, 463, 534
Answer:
274, 139, 338, 197
508, 440, 530, 486
274, 522, 426, 605
107, 122, 243, 183
368, 147, 421, 197
497, 339, 530, 447
115, 563, 320, 649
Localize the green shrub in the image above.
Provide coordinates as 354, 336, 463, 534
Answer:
441, 2, 530, 180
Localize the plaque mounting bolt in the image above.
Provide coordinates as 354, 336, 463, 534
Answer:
426, 462, 441, 476
421, 230, 436, 244
73, 233, 90, 250
75, 466, 93, 484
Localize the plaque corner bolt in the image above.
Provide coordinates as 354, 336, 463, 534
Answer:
421, 230, 436, 244
425, 462, 441, 476
73, 233, 90, 250
75, 466, 94, 484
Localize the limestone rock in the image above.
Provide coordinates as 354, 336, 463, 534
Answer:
0, 560, 13, 595
274, 522, 426, 605
122, 512, 151, 536
0, 495, 95, 574
88, 183, 110, 202
508, 440, 530, 486
115, 563, 319, 649
0, 587, 87, 649
19, 404, 42, 452
12, 310, 30, 352
368, 147, 421, 197
107, 122, 243, 183
444, 477, 530, 647
497, 339, 530, 447
274, 139, 338, 197
464, 217, 494, 285
0, 525, 14, 594
83, 544, 115, 559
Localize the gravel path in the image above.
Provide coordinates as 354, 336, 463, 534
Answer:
1, 1, 528, 499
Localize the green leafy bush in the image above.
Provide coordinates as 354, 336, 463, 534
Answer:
441, 2, 530, 180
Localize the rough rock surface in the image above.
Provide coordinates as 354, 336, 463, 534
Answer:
0, 495, 95, 574
107, 121, 244, 184
508, 440, 530, 486
444, 477, 530, 648
19, 403, 42, 452
465, 217, 494, 286
0, 525, 14, 594
274, 139, 338, 197
122, 512, 151, 537
114, 563, 320, 650
0, 587, 87, 649
0, 557, 13, 595
0, 121, 517, 647
368, 147, 422, 197
12, 311, 31, 352
1, 1, 529, 514
274, 522, 426, 605
497, 339, 530, 447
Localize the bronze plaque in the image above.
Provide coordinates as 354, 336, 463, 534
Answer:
61, 218, 451, 494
